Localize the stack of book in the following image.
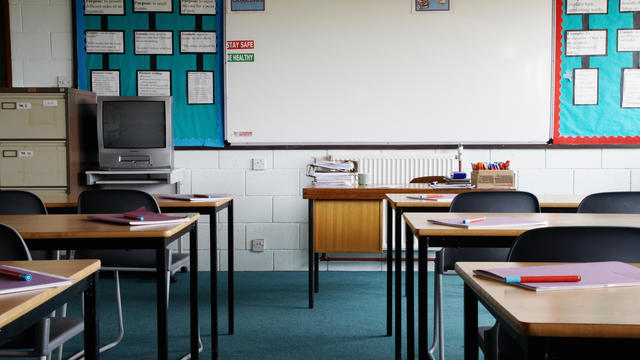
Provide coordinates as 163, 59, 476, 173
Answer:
308, 158, 358, 187
431, 175, 474, 189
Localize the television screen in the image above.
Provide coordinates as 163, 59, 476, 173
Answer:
102, 101, 166, 149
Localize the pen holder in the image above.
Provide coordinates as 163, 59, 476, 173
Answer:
358, 173, 371, 185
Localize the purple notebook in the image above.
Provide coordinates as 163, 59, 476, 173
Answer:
474, 261, 640, 291
428, 216, 547, 229
160, 194, 231, 202
0, 265, 71, 295
88, 206, 188, 225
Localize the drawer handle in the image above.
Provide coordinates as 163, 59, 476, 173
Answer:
2, 150, 18, 158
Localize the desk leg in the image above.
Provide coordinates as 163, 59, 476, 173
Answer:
314, 253, 319, 293
190, 224, 200, 360
405, 223, 415, 360
394, 208, 403, 360
211, 211, 219, 359
464, 284, 479, 360
308, 199, 314, 309
83, 272, 99, 360
227, 201, 234, 335
386, 202, 393, 337
156, 247, 169, 360
418, 237, 428, 360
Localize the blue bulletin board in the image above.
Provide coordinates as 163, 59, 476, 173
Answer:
73, 0, 224, 147
555, 0, 640, 144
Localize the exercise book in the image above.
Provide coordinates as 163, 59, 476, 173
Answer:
0, 265, 71, 295
88, 206, 189, 225
428, 216, 547, 229
160, 194, 232, 202
474, 261, 640, 291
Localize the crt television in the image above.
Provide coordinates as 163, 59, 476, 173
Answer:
97, 96, 173, 170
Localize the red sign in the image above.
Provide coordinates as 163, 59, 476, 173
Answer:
227, 40, 255, 50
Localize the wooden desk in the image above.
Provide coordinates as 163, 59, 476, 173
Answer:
0, 260, 100, 360
303, 185, 511, 310
0, 214, 200, 360
456, 261, 640, 360
402, 212, 640, 360
40, 193, 236, 345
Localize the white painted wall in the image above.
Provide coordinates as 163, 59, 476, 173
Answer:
9, 0, 640, 271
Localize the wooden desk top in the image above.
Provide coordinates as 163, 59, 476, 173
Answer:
403, 212, 640, 237
456, 261, 640, 339
0, 259, 100, 327
39, 194, 234, 209
386, 193, 586, 209
0, 214, 199, 239
303, 184, 511, 200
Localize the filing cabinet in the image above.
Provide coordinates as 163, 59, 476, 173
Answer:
0, 88, 97, 194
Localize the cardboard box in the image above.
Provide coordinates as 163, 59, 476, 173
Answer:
471, 170, 515, 188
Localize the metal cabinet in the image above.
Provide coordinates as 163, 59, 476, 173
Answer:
0, 88, 97, 194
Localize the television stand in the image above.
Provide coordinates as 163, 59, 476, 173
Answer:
85, 168, 186, 193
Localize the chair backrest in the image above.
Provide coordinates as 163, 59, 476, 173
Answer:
0, 190, 48, 215
0, 223, 32, 261
508, 226, 640, 262
78, 189, 160, 214
449, 191, 540, 213
577, 192, 640, 214
410, 176, 446, 184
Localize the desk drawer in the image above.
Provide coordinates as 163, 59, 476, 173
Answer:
314, 200, 382, 253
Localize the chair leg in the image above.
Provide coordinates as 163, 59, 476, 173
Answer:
428, 272, 445, 360
67, 271, 125, 360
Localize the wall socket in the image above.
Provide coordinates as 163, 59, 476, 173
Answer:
251, 239, 265, 252
252, 157, 266, 170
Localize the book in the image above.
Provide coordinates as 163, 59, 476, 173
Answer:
473, 261, 640, 291
0, 265, 71, 295
406, 194, 457, 202
159, 194, 232, 202
427, 216, 547, 229
87, 206, 189, 226
429, 183, 475, 189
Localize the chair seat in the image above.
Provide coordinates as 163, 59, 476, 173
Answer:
75, 249, 189, 273
0, 317, 83, 356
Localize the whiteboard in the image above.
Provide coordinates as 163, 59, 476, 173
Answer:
225, 0, 554, 145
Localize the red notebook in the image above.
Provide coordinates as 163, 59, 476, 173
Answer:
0, 265, 71, 295
87, 206, 189, 225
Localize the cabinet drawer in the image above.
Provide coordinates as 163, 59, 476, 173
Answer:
0, 94, 67, 139
0, 142, 67, 187
314, 200, 383, 253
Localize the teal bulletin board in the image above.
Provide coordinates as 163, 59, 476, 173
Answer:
555, 0, 640, 144
73, 0, 224, 147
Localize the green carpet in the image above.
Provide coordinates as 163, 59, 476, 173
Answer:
52, 271, 494, 359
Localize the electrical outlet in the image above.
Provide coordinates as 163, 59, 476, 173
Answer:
252, 157, 266, 170
251, 239, 265, 252
57, 76, 72, 88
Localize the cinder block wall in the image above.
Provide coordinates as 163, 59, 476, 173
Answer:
10, 1, 640, 271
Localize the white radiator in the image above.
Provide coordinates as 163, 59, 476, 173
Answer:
351, 156, 458, 184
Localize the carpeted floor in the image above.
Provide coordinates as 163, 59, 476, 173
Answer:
51, 271, 494, 359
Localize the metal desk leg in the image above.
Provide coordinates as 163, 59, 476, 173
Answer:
394, 208, 403, 360
83, 272, 99, 360
464, 284, 479, 360
314, 253, 319, 293
418, 237, 429, 360
227, 201, 234, 335
406, 223, 415, 360
308, 199, 314, 309
386, 202, 393, 337
211, 211, 219, 359
189, 225, 200, 360
156, 247, 169, 360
